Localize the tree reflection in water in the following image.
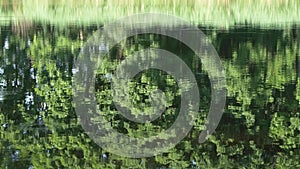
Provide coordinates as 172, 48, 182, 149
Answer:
0, 24, 299, 168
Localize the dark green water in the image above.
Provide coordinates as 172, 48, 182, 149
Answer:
0, 24, 299, 168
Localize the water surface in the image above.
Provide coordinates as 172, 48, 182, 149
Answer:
0, 23, 299, 168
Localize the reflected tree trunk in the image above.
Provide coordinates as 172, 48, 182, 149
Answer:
297, 53, 300, 78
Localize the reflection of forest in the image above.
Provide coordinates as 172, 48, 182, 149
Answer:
0, 24, 299, 168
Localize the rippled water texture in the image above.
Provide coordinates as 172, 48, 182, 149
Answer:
0, 1, 300, 168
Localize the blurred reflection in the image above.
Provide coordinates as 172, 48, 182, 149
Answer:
0, 24, 299, 168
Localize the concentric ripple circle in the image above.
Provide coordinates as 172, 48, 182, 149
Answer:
72, 13, 226, 158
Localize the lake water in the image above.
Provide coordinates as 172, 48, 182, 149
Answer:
0, 23, 299, 168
